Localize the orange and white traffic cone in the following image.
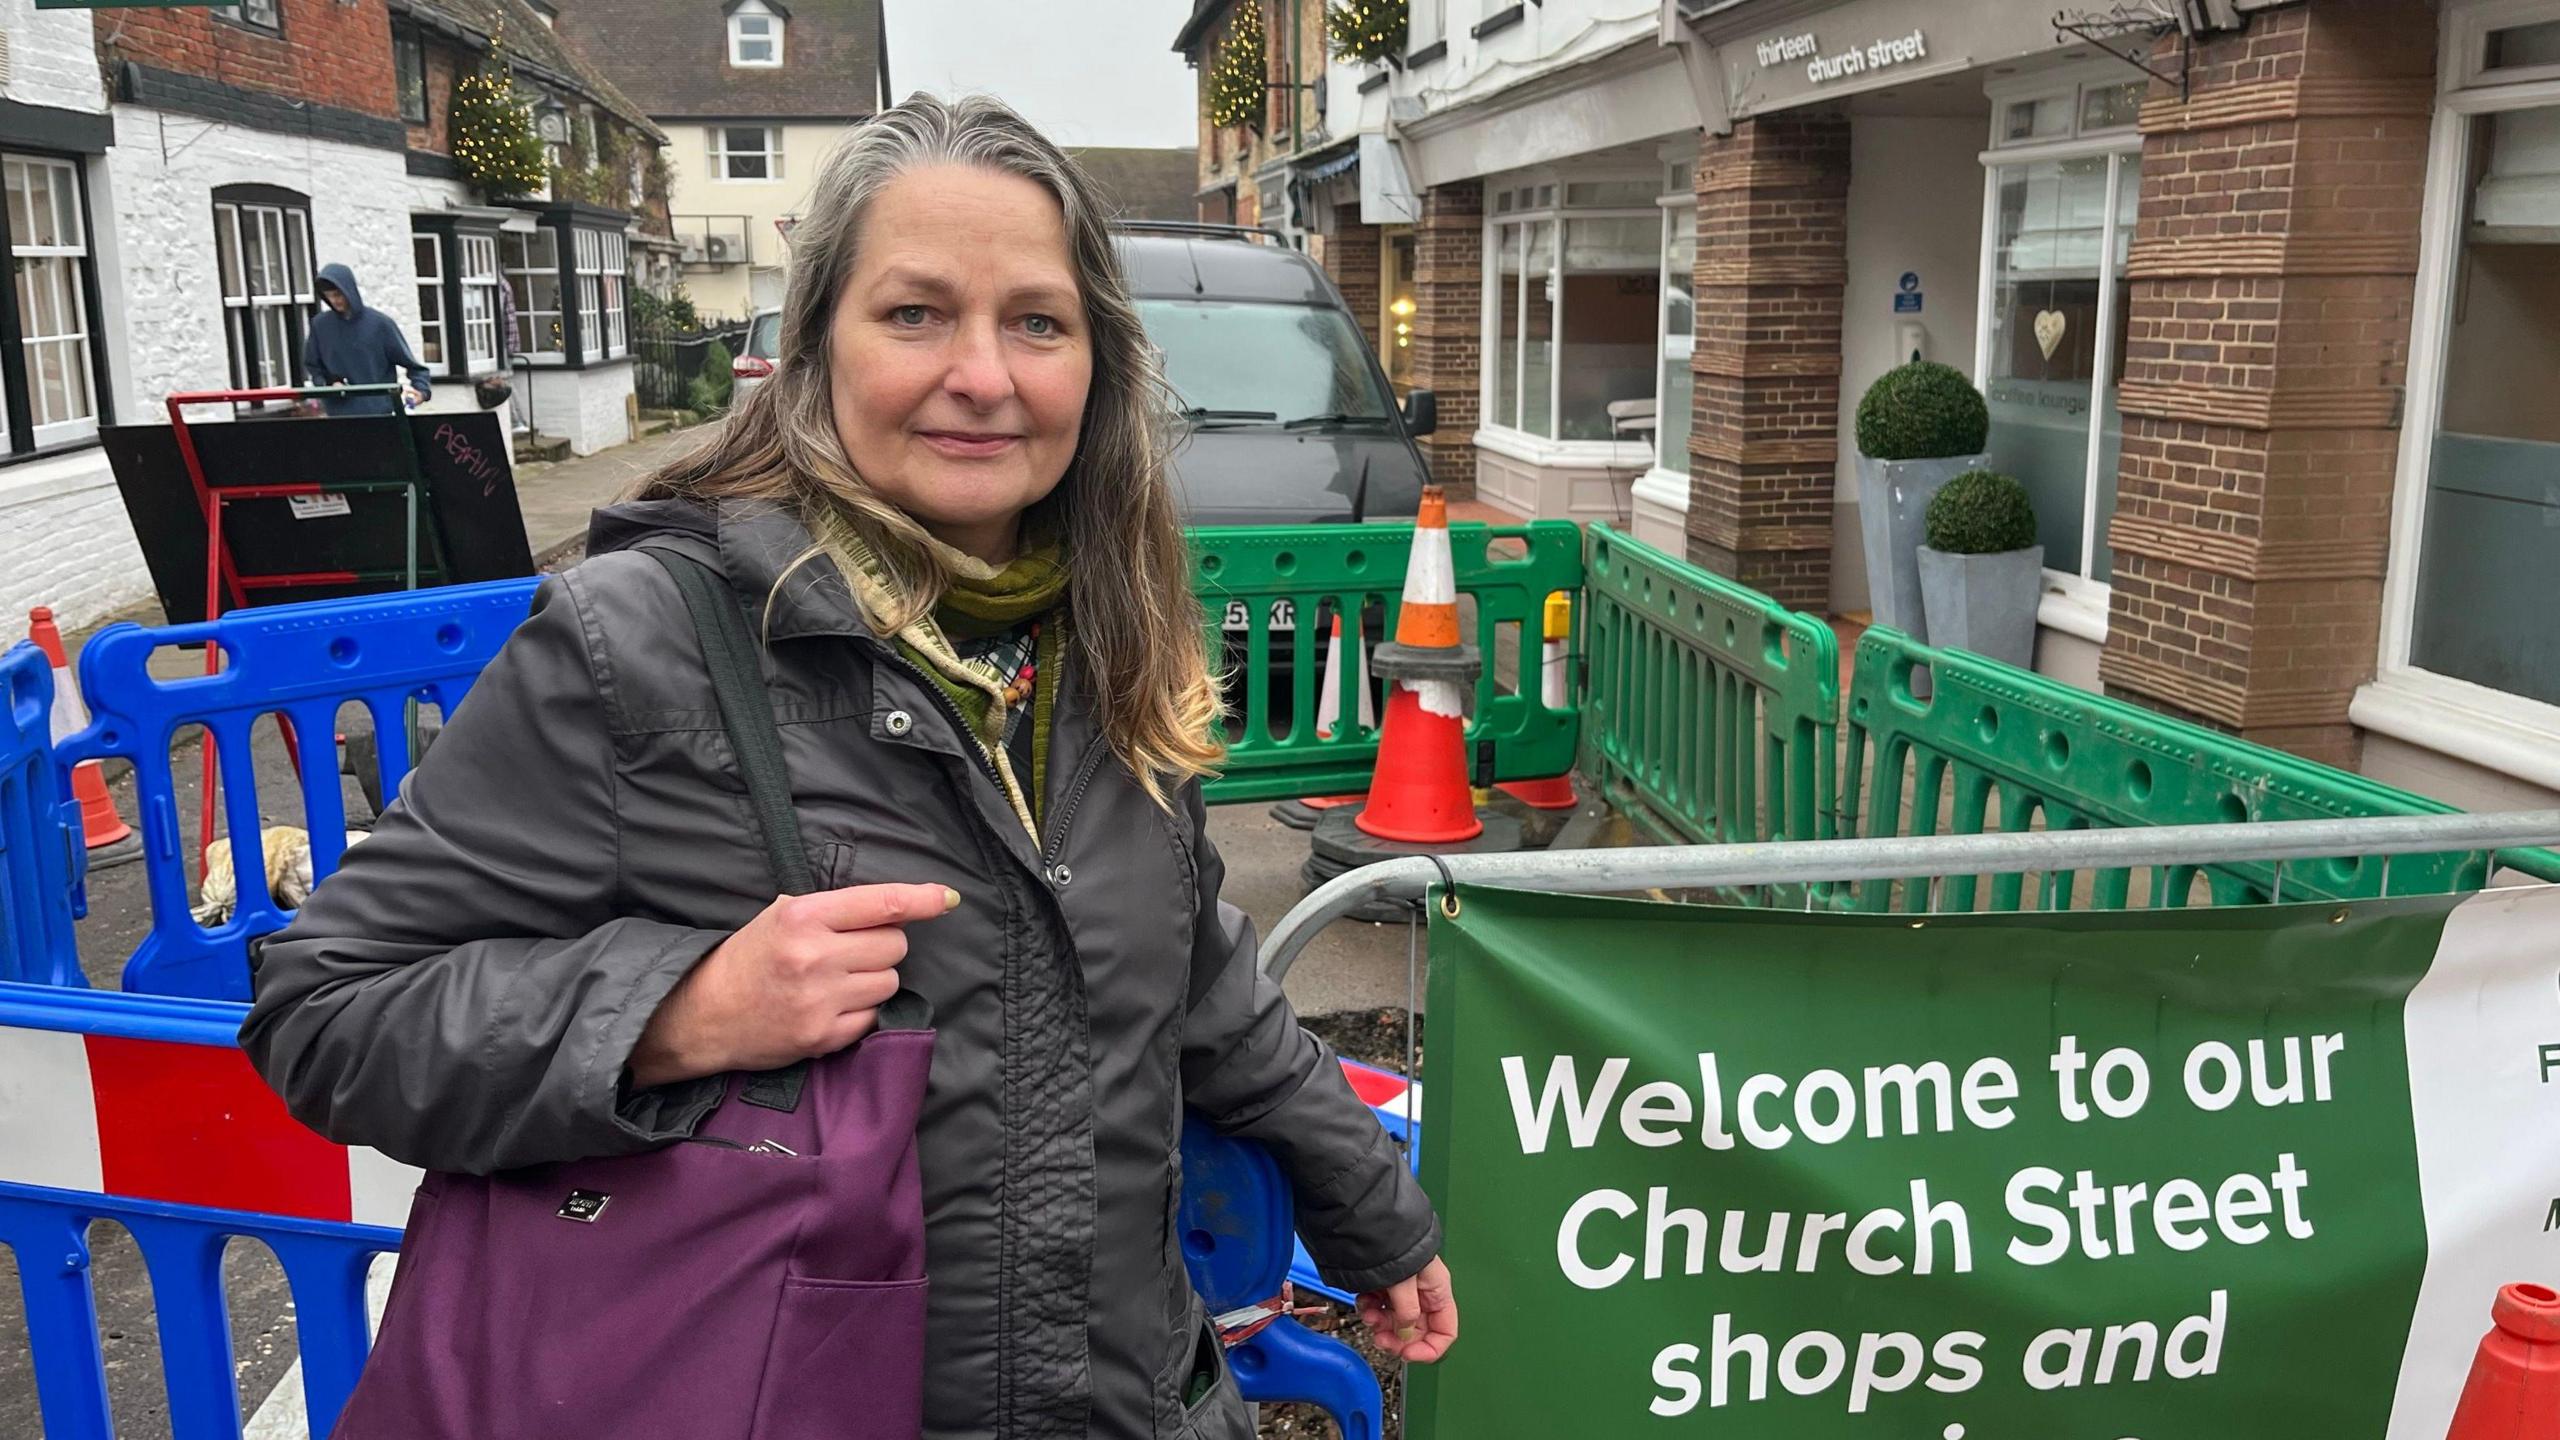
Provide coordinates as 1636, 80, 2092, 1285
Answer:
1356, 489, 1483, 844
1303, 488, 1523, 916
1499, 590, 1577, 811
2445, 1282, 2560, 1440
27, 607, 138, 864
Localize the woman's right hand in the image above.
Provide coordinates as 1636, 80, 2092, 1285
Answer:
628, 882, 959, 1088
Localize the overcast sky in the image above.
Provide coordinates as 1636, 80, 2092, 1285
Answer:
883, 2, 1200, 149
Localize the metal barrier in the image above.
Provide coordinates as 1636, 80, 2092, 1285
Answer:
0, 979, 1387, 1439
1260, 809, 2560, 980
56, 579, 541, 1001
1577, 524, 1838, 861
2, 644, 84, 987
1193, 521, 1585, 805
1837, 627, 2560, 913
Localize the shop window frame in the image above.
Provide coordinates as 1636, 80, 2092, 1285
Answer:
2358, 0, 2560, 789
1974, 62, 2147, 641
1476, 167, 1665, 470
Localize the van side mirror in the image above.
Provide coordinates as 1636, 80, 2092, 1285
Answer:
1402, 389, 1438, 438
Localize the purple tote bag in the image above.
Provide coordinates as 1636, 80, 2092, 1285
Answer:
329, 545, 933, 1439
334, 1019, 935, 1440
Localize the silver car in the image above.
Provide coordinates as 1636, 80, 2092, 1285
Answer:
730, 307, 782, 407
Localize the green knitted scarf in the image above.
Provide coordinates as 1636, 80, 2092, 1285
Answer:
805, 505, 1069, 835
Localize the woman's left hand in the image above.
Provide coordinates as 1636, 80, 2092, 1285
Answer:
1356, 1256, 1457, 1363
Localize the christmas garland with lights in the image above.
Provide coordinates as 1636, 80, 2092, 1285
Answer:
1205, 1, 1266, 132
1325, 0, 1407, 64
451, 32, 547, 200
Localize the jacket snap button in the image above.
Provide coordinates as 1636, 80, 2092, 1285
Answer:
1050, 864, 1073, 888
885, 710, 913, 736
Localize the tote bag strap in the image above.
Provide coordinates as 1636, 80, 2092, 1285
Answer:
643, 545, 816, 897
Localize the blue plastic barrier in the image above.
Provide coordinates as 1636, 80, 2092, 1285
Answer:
1, 643, 85, 987
56, 578, 540, 1000
1179, 1113, 1386, 1435
1, 999, 1386, 1438
0, 981, 399, 1438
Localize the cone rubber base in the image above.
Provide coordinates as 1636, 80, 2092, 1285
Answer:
82, 831, 143, 872
1270, 795, 1366, 831
1305, 805, 1526, 923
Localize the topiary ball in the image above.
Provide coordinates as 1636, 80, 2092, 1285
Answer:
1924, 469, 2038, 555
1855, 361, 1990, 461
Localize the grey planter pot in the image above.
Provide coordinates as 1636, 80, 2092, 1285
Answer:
1917, 544, 2045, 671
1856, 453, 1988, 640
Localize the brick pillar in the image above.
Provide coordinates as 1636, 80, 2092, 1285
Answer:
2100, 1, 2432, 768
1409, 180, 1482, 496
1323, 203, 1384, 350
1686, 113, 1849, 611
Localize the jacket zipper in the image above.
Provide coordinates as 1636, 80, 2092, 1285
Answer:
1040, 742, 1108, 877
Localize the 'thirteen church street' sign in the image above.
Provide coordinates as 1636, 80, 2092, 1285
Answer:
1757, 29, 1933, 87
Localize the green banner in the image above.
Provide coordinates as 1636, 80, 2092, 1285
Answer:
1410, 885, 2560, 1437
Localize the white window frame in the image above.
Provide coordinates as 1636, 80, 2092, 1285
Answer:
728, 3, 782, 67
1637, 154, 1699, 518
460, 233, 502, 370
6, 154, 100, 450
711, 125, 782, 183
2355, 0, 2560, 790
574, 228, 604, 361
1476, 168, 1659, 470
413, 230, 445, 372
214, 197, 315, 395
1974, 62, 2148, 642
504, 228, 564, 361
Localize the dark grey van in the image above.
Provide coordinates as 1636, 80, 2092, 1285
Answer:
1116, 223, 1438, 528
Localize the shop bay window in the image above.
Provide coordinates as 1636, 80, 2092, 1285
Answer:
505, 230, 564, 356
1657, 188, 1696, 475
1976, 78, 2143, 589
573, 228, 629, 361
1487, 176, 1682, 447
460, 234, 502, 371
3, 153, 104, 452
413, 232, 445, 368
2398, 83, 2560, 710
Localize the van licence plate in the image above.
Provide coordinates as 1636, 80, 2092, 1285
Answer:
1221, 599, 1297, 633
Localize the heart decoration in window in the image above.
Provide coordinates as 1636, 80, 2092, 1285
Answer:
2034, 309, 2068, 361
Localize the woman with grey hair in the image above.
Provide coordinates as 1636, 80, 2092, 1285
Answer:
243, 93, 1454, 1436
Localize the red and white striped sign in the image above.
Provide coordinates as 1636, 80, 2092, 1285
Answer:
0, 1029, 419, 1228
1339, 1056, 1422, 1129
0, 1032, 1411, 1232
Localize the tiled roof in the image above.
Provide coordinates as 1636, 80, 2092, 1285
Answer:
1070, 148, 1203, 223
547, 0, 885, 121
395, 0, 663, 138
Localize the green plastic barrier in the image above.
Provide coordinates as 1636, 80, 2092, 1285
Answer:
1191, 521, 1584, 806
1577, 525, 1839, 860
1838, 626, 2560, 913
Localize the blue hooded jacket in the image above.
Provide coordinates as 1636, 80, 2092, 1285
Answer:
305, 263, 433, 417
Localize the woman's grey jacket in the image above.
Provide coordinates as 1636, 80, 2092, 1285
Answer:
239, 498, 1441, 1439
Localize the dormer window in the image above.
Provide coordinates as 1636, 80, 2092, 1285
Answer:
729, 1, 783, 67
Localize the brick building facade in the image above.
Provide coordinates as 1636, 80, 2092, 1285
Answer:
2099, 3, 2437, 768
1687, 113, 1850, 610
1225, 0, 2560, 809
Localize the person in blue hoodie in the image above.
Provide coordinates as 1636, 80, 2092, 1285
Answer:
304, 262, 433, 417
